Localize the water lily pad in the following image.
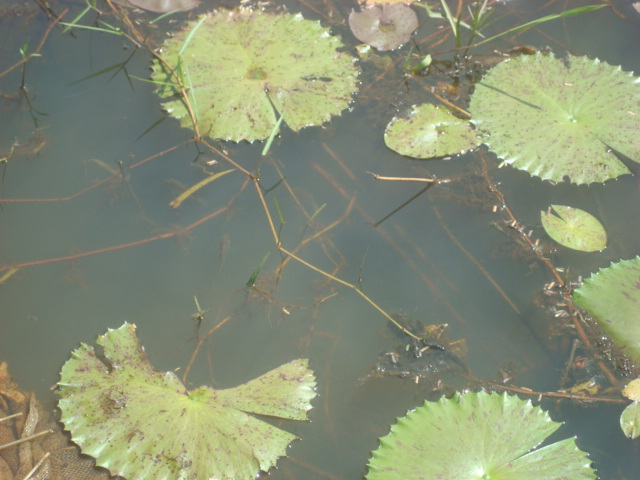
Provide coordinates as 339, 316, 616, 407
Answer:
620, 400, 640, 439
623, 378, 640, 401
572, 257, 640, 364
621, 380, 640, 439
385, 103, 481, 158
541, 205, 606, 252
349, 4, 419, 51
366, 391, 595, 480
152, 9, 359, 142
57, 323, 316, 480
469, 53, 640, 184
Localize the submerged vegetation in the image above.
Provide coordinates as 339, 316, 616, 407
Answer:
1, 0, 639, 478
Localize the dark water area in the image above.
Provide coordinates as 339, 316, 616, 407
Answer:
1, 0, 640, 478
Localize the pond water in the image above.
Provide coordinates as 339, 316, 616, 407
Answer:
1, 0, 640, 478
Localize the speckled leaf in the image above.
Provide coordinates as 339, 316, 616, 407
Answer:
385, 104, 481, 158
541, 205, 606, 252
622, 378, 640, 401
366, 391, 595, 480
572, 257, 640, 364
349, 4, 418, 51
57, 323, 316, 480
470, 53, 640, 184
621, 400, 640, 439
152, 9, 359, 142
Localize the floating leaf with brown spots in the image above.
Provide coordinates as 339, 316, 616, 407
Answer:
57, 323, 316, 480
470, 53, 640, 184
572, 256, 640, 364
385, 103, 481, 158
152, 9, 359, 142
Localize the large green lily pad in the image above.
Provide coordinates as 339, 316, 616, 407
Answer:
152, 9, 359, 142
57, 323, 316, 480
384, 103, 481, 158
541, 205, 607, 252
572, 257, 640, 364
469, 53, 640, 184
366, 391, 595, 480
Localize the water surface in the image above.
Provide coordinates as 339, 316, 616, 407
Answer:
1, 0, 639, 478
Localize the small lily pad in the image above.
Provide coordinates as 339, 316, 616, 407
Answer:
366, 391, 595, 480
470, 53, 640, 184
622, 378, 640, 401
57, 323, 316, 480
349, 4, 419, 51
541, 205, 606, 252
621, 400, 640, 439
384, 104, 481, 158
153, 9, 359, 142
572, 257, 640, 364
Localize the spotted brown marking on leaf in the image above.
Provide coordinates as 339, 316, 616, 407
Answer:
57, 323, 316, 480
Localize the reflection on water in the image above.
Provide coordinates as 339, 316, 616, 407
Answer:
1, 0, 639, 478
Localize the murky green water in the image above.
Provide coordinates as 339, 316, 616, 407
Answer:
1, 0, 640, 478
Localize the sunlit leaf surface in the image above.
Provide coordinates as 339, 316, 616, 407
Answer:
540, 205, 606, 252
57, 323, 316, 480
470, 53, 640, 184
366, 391, 595, 480
385, 103, 481, 158
152, 9, 359, 142
572, 257, 640, 364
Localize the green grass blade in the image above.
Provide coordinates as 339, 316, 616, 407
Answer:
262, 113, 284, 156
60, 22, 122, 35
246, 253, 270, 287
129, 75, 180, 88
470, 4, 607, 48
61, 4, 93, 34
439, 0, 459, 39
170, 169, 235, 208
184, 65, 199, 122
179, 16, 207, 57
69, 61, 124, 85
136, 117, 167, 141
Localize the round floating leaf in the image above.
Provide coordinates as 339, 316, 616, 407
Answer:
540, 205, 606, 252
57, 323, 316, 480
572, 257, 640, 364
152, 9, 359, 142
621, 400, 640, 439
622, 378, 640, 401
349, 4, 418, 51
366, 391, 595, 480
469, 53, 640, 184
385, 103, 481, 158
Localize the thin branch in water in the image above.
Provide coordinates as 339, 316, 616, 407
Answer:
373, 183, 434, 227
